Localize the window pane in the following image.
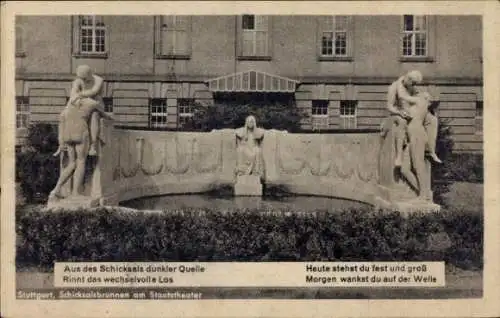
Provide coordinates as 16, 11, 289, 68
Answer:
415, 33, 426, 56
81, 15, 93, 26
242, 15, 255, 30
335, 32, 347, 55
322, 32, 333, 55
414, 16, 426, 31
175, 30, 188, 54
94, 16, 105, 27
95, 29, 106, 52
404, 15, 414, 31
255, 31, 267, 56
312, 100, 328, 116
174, 16, 188, 30
242, 31, 254, 56
255, 15, 268, 30
402, 33, 412, 56
161, 30, 175, 55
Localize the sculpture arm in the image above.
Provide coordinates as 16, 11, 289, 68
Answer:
386, 84, 403, 116
396, 81, 420, 105
69, 79, 83, 104
79, 75, 104, 98
90, 103, 114, 121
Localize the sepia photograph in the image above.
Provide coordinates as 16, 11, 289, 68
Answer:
2, 1, 499, 318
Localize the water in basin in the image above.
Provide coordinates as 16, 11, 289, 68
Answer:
121, 194, 369, 212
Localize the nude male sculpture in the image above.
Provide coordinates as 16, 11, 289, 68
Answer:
50, 65, 112, 199
386, 70, 441, 167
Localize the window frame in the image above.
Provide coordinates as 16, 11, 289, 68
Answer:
72, 15, 109, 58
400, 15, 435, 63
311, 100, 329, 131
177, 98, 195, 127
237, 15, 272, 61
339, 100, 358, 129
155, 15, 192, 60
149, 98, 169, 129
16, 96, 30, 130
317, 15, 354, 62
103, 97, 114, 114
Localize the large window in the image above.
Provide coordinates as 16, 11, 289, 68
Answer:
318, 16, 353, 61
321, 16, 349, 57
73, 15, 108, 57
150, 98, 168, 128
16, 96, 30, 129
340, 100, 357, 129
311, 100, 329, 130
155, 16, 191, 58
475, 101, 483, 135
402, 15, 428, 58
178, 98, 195, 127
238, 15, 271, 59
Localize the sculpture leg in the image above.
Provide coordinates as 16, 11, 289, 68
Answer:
72, 136, 90, 196
89, 110, 100, 156
408, 129, 428, 199
50, 145, 77, 198
424, 112, 442, 163
393, 117, 407, 167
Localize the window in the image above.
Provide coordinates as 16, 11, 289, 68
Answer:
73, 15, 108, 57
475, 101, 483, 135
318, 16, 353, 61
401, 15, 433, 60
340, 100, 357, 129
321, 16, 349, 57
150, 98, 168, 128
16, 25, 25, 57
103, 97, 113, 114
178, 98, 195, 127
155, 16, 191, 58
238, 15, 271, 59
16, 96, 30, 129
311, 100, 329, 130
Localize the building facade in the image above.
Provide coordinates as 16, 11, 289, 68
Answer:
15, 15, 483, 152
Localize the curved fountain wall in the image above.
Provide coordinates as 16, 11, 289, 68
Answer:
98, 126, 381, 206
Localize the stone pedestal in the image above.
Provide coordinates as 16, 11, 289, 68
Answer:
234, 175, 263, 196
47, 195, 101, 210
373, 194, 441, 214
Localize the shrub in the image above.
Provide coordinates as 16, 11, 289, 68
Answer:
16, 123, 60, 203
189, 102, 307, 132
16, 206, 483, 272
431, 117, 455, 205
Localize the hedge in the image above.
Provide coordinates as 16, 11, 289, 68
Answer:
16, 206, 483, 272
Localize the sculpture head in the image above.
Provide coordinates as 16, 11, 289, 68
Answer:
245, 115, 256, 130
404, 70, 423, 94
76, 65, 93, 82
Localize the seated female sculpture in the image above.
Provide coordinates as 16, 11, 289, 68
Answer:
235, 115, 265, 177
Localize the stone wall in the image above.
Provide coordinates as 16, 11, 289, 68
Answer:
101, 127, 381, 206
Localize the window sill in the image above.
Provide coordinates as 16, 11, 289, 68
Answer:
237, 56, 272, 61
318, 56, 353, 62
73, 52, 109, 59
16, 52, 26, 58
156, 54, 191, 60
399, 56, 435, 63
